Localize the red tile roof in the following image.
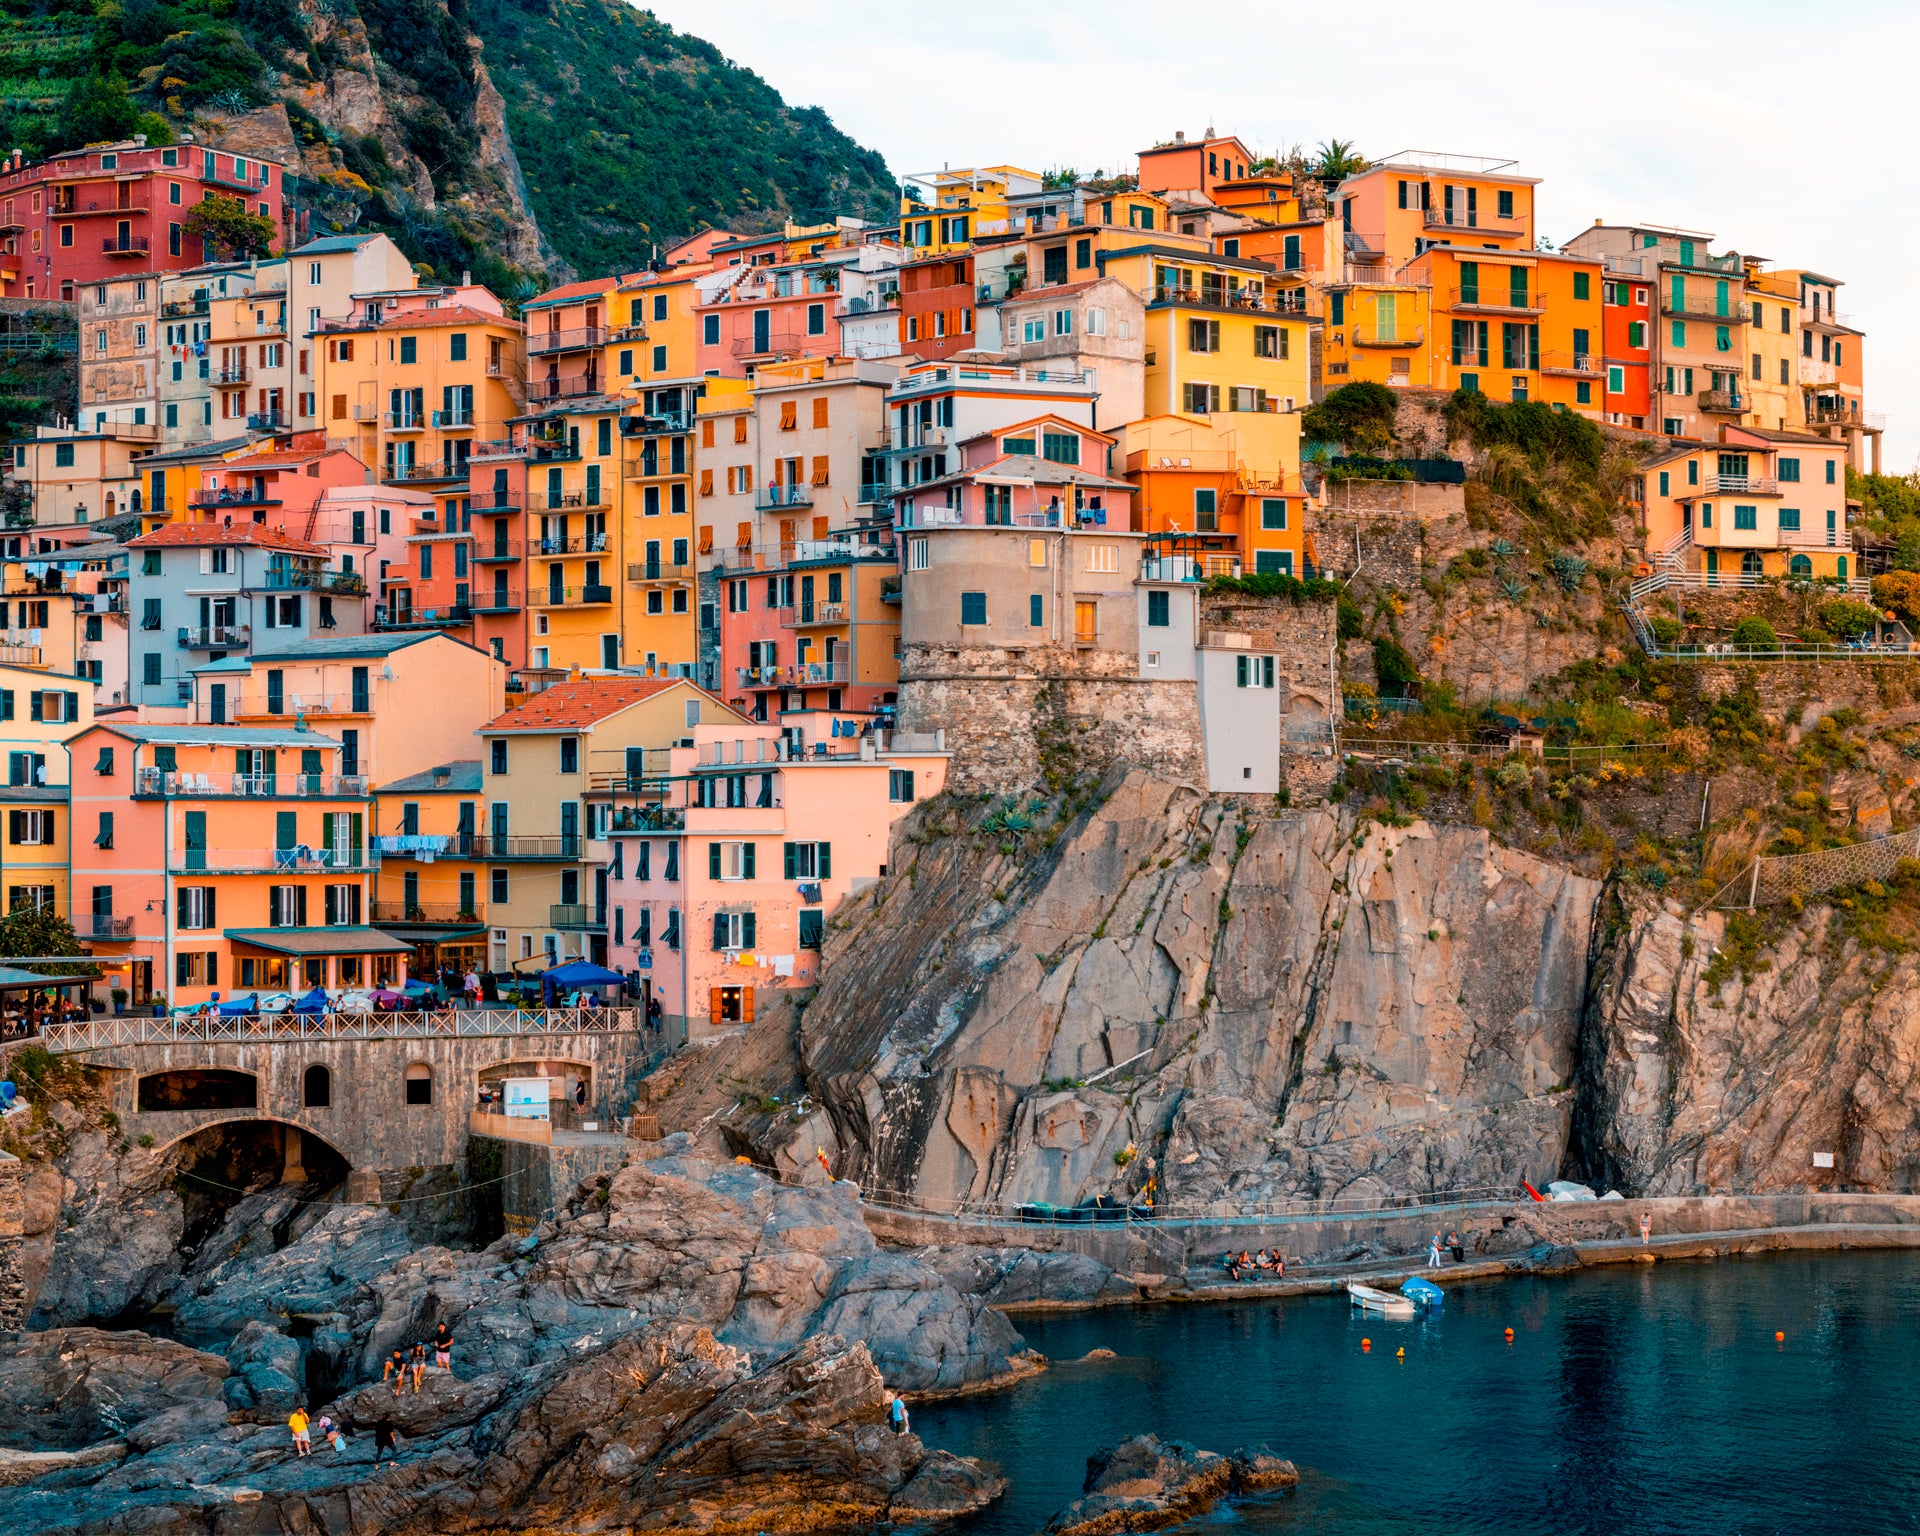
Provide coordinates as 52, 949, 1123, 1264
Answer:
485, 677, 705, 732
127, 521, 325, 553
360, 306, 520, 332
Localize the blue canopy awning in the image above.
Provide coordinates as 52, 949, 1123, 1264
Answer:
541, 960, 626, 988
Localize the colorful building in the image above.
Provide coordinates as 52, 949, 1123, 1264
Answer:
1639, 431, 1854, 586
1115, 413, 1302, 575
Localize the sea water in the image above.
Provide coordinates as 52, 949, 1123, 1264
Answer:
912, 1249, 1920, 1535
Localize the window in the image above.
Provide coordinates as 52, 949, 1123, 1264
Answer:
559, 737, 579, 773
1041, 430, 1079, 465
1734, 505, 1757, 531
1826, 459, 1837, 485
1187, 318, 1220, 353
1195, 488, 1218, 532
1499, 189, 1515, 220
807, 302, 825, 335
909, 537, 928, 571
177, 886, 215, 930
490, 739, 507, 775
1572, 271, 1589, 301
1778, 507, 1801, 532
1253, 325, 1281, 358
1147, 590, 1170, 628
1234, 654, 1276, 689
1182, 381, 1220, 413
1260, 498, 1287, 530
1672, 321, 1686, 348
704, 314, 720, 345
711, 910, 756, 951
1715, 325, 1731, 353
95, 812, 112, 849
1627, 321, 1645, 348
1086, 544, 1117, 573
1688, 459, 1699, 486
1028, 538, 1047, 568
1608, 365, 1626, 394
399, 336, 416, 364
1254, 551, 1294, 576
889, 768, 916, 803
1779, 458, 1800, 483
960, 591, 987, 626
782, 841, 832, 879
709, 840, 756, 880
1054, 308, 1073, 336
405, 1064, 432, 1105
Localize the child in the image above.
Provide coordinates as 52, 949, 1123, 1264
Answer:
288, 1406, 310, 1457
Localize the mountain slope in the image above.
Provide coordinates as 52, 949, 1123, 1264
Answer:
0, 0, 896, 291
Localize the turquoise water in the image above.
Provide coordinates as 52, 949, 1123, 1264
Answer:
913, 1251, 1920, 1535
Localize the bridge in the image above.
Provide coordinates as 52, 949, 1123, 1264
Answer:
41, 1008, 661, 1203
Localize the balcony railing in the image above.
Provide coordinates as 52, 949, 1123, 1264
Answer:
384, 412, 427, 432
1703, 474, 1778, 495
238, 693, 341, 717
1449, 287, 1544, 313
213, 365, 249, 385
162, 298, 210, 318
709, 536, 897, 574
550, 904, 606, 931
103, 235, 150, 255
456, 834, 581, 860
134, 767, 370, 798
1351, 325, 1424, 348
470, 591, 523, 614
535, 493, 611, 513
1148, 284, 1285, 314
75, 912, 136, 939
187, 491, 282, 510
432, 408, 475, 429
527, 438, 581, 462
246, 411, 286, 431
1539, 351, 1603, 376
781, 601, 848, 628
177, 624, 249, 648
385, 462, 470, 484
627, 560, 693, 583
168, 846, 372, 874
737, 660, 848, 687
621, 412, 693, 437
534, 533, 612, 555
1602, 255, 1647, 277
373, 833, 484, 859
531, 585, 613, 607
263, 568, 367, 594
369, 900, 481, 925
1697, 389, 1745, 413
474, 540, 524, 561
528, 326, 608, 355
756, 485, 815, 510
1661, 296, 1746, 323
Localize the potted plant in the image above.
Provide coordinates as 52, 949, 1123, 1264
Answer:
110, 987, 128, 1017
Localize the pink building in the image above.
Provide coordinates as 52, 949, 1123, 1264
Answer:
597, 718, 946, 1038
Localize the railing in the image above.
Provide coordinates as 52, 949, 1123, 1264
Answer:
133, 767, 369, 798
1697, 389, 1744, 413
167, 845, 371, 873
606, 806, 686, 832
782, 601, 848, 627
384, 412, 427, 431
1148, 284, 1284, 314
75, 912, 135, 939
1703, 474, 1777, 495
263, 568, 366, 594
369, 900, 480, 925
386, 462, 469, 483
1602, 255, 1646, 277
627, 561, 692, 583
528, 326, 608, 354
187, 491, 281, 510
755, 485, 814, 510
622, 412, 693, 437
42, 1007, 643, 1053
527, 377, 605, 404
0, 642, 44, 666
459, 834, 581, 859
535, 494, 610, 513
162, 299, 210, 318
886, 426, 949, 452
1350, 325, 1424, 348
432, 408, 475, 428
710, 537, 896, 573
1661, 296, 1745, 322
1538, 351, 1602, 376
474, 540, 524, 561
527, 438, 581, 462
1449, 286, 1541, 312
531, 584, 613, 606
177, 624, 249, 648
213, 365, 248, 385
469, 590, 523, 613
102, 235, 150, 255
246, 411, 286, 431
239, 693, 340, 716
550, 904, 605, 930
588, 756, 675, 790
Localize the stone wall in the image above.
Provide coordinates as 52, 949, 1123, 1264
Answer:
0, 1151, 24, 1330
1691, 659, 1920, 723
897, 644, 1204, 792
1318, 479, 1466, 518
1308, 498, 1472, 586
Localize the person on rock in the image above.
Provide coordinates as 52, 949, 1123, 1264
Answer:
434, 1322, 453, 1374
1429, 1233, 1444, 1268
372, 1419, 400, 1471
888, 1394, 909, 1436
317, 1415, 346, 1455
410, 1339, 428, 1392
288, 1405, 311, 1457
385, 1347, 408, 1395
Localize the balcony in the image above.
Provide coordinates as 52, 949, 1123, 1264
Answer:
781, 601, 848, 628
535, 493, 611, 513
237, 692, 341, 717
178, 624, 250, 649
369, 900, 481, 926
469, 834, 581, 860
1148, 284, 1287, 315
610, 322, 647, 343
885, 425, 949, 452
213, 365, 249, 386
1602, 255, 1647, 278
627, 560, 692, 584
1704, 474, 1778, 496
247, 411, 286, 432
527, 438, 580, 463
468, 495, 521, 516
373, 833, 484, 860
474, 540, 524, 562
102, 235, 150, 256
384, 411, 427, 433
1661, 296, 1746, 323
263, 568, 367, 595
732, 331, 817, 358
375, 604, 470, 630
162, 298, 210, 318
432, 408, 475, 430
527, 377, 606, 405
1698, 389, 1745, 414
385, 462, 471, 485
550, 904, 606, 931
76, 912, 135, 940
755, 485, 815, 510
1350, 325, 1424, 348
1539, 352, 1603, 377
470, 591, 523, 614
187, 491, 282, 511
530, 584, 613, 607
621, 412, 693, 436
167, 846, 372, 874
133, 767, 370, 799
738, 660, 848, 687
528, 326, 609, 355
1449, 286, 1545, 315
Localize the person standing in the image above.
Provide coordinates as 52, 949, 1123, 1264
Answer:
888, 1394, 909, 1436
288, 1406, 311, 1457
1428, 1233, 1443, 1268
1640, 1211, 1653, 1246
373, 1420, 399, 1471
433, 1321, 453, 1374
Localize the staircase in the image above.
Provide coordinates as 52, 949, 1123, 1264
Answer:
1656, 522, 1692, 573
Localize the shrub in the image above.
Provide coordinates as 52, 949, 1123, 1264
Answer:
1818, 598, 1880, 641
1648, 614, 1683, 645
1372, 636, 1419, 691
1729, 616, 1778, 652
1302, 381, 1399, 454
1336, 592, 1364, 639
1872, 570, 1920, 626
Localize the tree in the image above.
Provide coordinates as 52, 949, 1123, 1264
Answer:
0, 904, 93, 978
1303, 381, 1400, 455
183, 194, 278, 259
1312, 138, 1367, 183
1729, 616, 1778, 653
56, 73, 138, 153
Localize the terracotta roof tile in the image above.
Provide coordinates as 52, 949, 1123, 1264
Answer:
485, 677, 703, 732
127, 521, 325, 554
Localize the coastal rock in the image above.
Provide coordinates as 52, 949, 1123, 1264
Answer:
915, 1245, 1137, 1307
1043, 1433, 1293, 1536
15, 1323, 1003, 1536
27, 1132, 185, 1328
220, 1323, 305, 1419
0, 1328, 228, 1450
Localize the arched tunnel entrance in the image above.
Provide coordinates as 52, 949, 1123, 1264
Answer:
170, 1119, 351, 1254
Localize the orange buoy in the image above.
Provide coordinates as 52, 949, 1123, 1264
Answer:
1396, 1347, 1405, 1359
1361, 1338, 1371, 1352
1504, 1327, 1514, 1340
1775, 1331, 1785, 1342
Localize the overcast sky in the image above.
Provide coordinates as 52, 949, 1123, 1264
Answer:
640, 0, 1918, 474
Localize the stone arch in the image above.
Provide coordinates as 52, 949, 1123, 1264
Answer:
473, 1056, 596, 1117
303, 1063, 332, 1109
146, 1113, 354, 1165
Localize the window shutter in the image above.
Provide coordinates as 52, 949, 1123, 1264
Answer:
322, 812, 335, 854
742, 842, 755, 880
206, 886, 216, 929
741, 986, 755, 1023
44, 809, 54, 844
709, 986, 723, 1019
63, 692, 77, 723
784, 842, 796, 879
296, 885, 308, 927
176, 886, 187, 927
351, 813, 362, 864
742, 911, 756, 949
206, 951, 217, 987
817, 842, 830, 879
709, 841, 721, 879
325, 886, 338, 926
712, 912, 728, 950
4, 811, 16, 843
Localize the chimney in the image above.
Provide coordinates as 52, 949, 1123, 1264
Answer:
1173, 130, 1186, 143
461, 269, 471, 286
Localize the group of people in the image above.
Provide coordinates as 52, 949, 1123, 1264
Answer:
1426, 1231, 1466, 1267
286, 1323, 454, 1469
0, 994, 88, 1039
1224, 1248, 1288, 1281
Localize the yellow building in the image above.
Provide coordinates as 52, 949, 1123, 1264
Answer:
1743, 267, 1802, 433
1320, 283, 1435, 390
614, 268, 702, 389
900, 165, 1043, 251
475, 676, 747, 973
1333, 153, 1539, 267
519, 395, 627, 673
0, 659, 90, 922
318, 284, 524, 517
1097, 246, 1312, 420
1639, 431, 1854, 585
371, 759, 488, 977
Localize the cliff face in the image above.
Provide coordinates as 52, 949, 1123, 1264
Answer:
800, 773, 1603, 1210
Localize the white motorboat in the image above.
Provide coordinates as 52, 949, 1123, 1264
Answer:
1347, 1281, 1417, 1318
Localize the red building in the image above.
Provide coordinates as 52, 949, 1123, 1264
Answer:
897, 253, 974, 359
0, 137, 290, 301
1602, 268, 1652, 429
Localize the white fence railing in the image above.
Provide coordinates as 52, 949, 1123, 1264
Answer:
42, 1007, 643, 1052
